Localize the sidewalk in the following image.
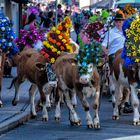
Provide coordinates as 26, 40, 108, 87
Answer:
0, 67, 34, 134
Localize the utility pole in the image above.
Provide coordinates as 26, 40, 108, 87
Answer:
55, 0, 58, 26
109, 0, 113, 9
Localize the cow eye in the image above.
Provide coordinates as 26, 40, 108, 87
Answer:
89, 65, 93, 69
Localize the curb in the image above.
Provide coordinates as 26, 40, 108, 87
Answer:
0, 105, 31, 134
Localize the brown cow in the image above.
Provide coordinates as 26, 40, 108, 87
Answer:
53, 53, 101, 128
112, 50, 140, 125
9, 48, 57, 120
0, 51, 6, 107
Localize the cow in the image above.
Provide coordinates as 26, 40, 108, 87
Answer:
111, 49, 140, 125
0, 50, 6, 107
9, 48, 57, 120
53, 53, 101, 128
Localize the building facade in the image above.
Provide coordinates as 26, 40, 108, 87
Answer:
0, 0, 19, 36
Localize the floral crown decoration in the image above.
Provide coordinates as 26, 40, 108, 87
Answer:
76, 20, 103, 75
0, 13, 19, 54
89, 10, 114, 42
121, 15, 140, 66
76, 36, 102, 75
41, 16, 73, 63
82, 21, 104, 42
124, 4, 136, 17
14, 26, 45, 51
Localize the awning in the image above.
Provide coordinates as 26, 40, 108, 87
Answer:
11, 0, 30, 3
82, 0, 110, 9
116, 0, 140, 8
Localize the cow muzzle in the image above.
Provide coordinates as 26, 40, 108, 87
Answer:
48, 81, 57, 88
79, 76, 90, 84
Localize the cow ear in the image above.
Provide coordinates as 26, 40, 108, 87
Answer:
35, 63, 45, 71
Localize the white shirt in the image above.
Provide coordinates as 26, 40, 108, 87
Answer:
102, 27, 125, 56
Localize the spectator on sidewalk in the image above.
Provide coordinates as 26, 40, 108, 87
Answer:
57, 4, 64, 23
24, 13, 37, 30
43, 11, 54, 32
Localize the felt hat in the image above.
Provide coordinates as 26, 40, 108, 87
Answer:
114, 10, 125, 21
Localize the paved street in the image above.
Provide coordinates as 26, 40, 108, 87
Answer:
0, 77, 140, 140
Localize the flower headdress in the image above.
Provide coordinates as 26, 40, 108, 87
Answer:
121, 15, 140, 66
76, 20, 103, 75
81, 21, 104, 43
124, 4, 136, 17
41, 16, 72, 63
0, 13, 19, 54
14, 26, 45, 51
76, 36, 102, 75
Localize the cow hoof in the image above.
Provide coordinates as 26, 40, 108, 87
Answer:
70, 120, 81, 126
42, 117, 48, 122
70, 121, 75, 126
73, 105, 77, 108
12, 100, 17, 106
0, 103, 3, 108
35, 106, 41, 112
94, 123, 100, 129
87, 124, 93, 129
55, 117, 60, 122
112, 115, 119, 120
133, 120, 140, 125
31, 114, 37, 119
47, 107, 51, 112
0, 100, 3, 108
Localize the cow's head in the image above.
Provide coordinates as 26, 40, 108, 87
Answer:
78, 63, 94, 84
35, 63, 57, 89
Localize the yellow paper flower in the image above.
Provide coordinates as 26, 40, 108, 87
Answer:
58, 35, 63, 39
62, 39, 66, 43
52, 48, 56, 52
52, 27, 56, 31
135, 58, 140, 62
50, 58, 55, 63
57, 51, 61, 55
50, 46, 54, 49
56, 30, 60, 34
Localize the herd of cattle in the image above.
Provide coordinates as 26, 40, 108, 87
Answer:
0, 39, 140, 129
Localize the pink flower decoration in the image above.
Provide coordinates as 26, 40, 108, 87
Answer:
80, 32, 90, 44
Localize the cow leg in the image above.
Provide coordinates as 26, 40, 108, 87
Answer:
43, 83, 54, 108
92, 88, 100, 129
71, 89, 77, 107
0, 53, 5, 107
130, 85, 140, 125
54, 95, 61, 122
64, 90, 81, 126
54, 87, 61, 121
46, 94, 51, 108
29, 84, 37, 117
12, 77, 23, 106
39, 88, 48, 121
77, 90, 94, 128
109, 75, 115, 101
112, 84, 122, 120
0, 77, 3, 107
